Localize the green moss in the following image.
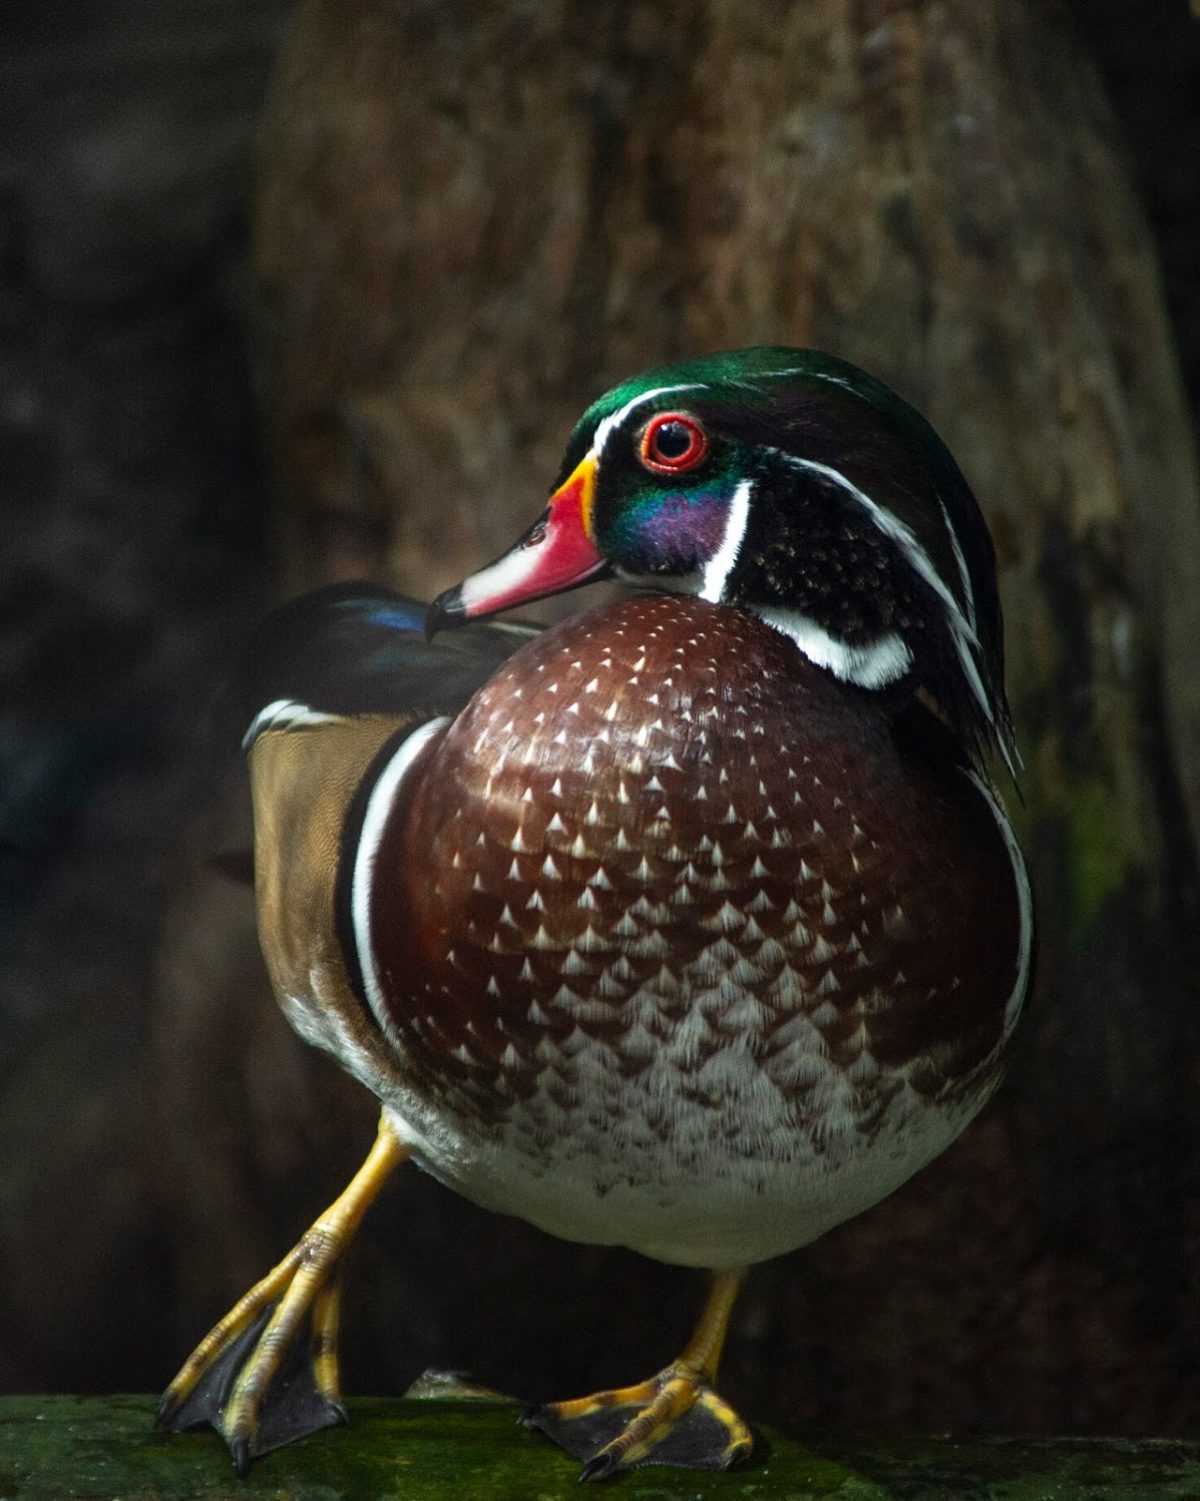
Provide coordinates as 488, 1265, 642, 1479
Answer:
1062, 773, 1134, 946
4, 1397, 1200, 1500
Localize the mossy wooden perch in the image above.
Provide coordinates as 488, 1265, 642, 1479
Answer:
3, 1397, 1200, 1500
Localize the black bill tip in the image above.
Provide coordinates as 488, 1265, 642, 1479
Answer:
425, 585, 466, 641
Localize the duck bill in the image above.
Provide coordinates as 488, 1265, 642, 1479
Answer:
427, 453, 608, 633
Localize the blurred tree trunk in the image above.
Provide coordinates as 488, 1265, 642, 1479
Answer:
156, 0, 1200, 1435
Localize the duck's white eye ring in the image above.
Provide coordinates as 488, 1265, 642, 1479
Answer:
639, 412, 709, 475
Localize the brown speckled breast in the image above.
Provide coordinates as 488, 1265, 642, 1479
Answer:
361, 594, 1023, 1180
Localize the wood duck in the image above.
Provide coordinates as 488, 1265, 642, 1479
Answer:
159, 347, 1032, 1478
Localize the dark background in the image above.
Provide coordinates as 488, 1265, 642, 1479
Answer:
1, 0, 1198, 1439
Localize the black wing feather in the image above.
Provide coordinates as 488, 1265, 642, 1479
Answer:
221, 582, 538, 751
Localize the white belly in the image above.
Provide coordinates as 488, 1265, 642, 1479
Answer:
377, 1003, 998, 1268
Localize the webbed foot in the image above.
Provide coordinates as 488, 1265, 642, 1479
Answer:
157, 1116, 406, 1472
523, 1269, 753, 1479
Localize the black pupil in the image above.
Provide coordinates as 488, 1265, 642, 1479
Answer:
653, 421, 693, 460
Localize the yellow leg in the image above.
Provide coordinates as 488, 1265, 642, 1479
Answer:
158, 1114, 407, 1473
526, 1269, 753, 1479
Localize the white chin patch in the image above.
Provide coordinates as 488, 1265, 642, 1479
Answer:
753, 607, 913, 689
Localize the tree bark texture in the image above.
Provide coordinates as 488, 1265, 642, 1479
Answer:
150, 0, 1200, 1437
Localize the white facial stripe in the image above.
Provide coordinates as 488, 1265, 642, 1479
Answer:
352, 716, 449, 1031
964, 769, 1033, 1037
768, 451, 995, 730
763, 367, 857, 392
771, 453, 980, 646
937, 494, 977, 632
755, 370, 981, 631
591, 383, 707, 458
753, 608, 913, 688
700, 478, 752, 603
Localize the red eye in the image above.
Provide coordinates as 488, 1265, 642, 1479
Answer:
639, 412, 709, 475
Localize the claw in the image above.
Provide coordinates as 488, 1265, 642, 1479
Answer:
231, 1435, 251, 1480
579, 1450, 620, 1483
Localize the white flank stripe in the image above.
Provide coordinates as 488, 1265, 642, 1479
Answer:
700, 478, 753, 602
352, 716, 450, 1032
591, 383, 707, 457
242, 698, 338, 752
964, 769, 1033, 1037
754, 608, 913, 688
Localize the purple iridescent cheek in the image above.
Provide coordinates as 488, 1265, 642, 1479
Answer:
630, 490, 729, 570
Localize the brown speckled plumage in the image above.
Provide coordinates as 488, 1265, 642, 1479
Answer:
349, 596, 1021, 1264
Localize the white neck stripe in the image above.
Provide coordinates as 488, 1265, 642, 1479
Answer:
700, 477, 753, 602
754, 608, 913, 687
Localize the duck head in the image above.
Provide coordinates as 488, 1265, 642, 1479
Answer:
429, 347, 1015, 773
